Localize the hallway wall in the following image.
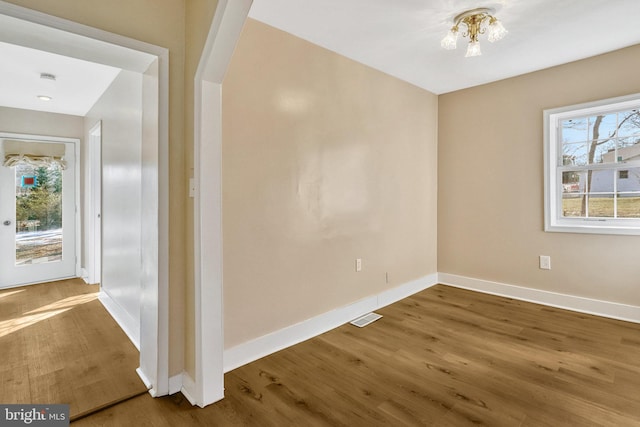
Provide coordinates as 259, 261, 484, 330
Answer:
84, 70, 143, 344
0, 106, 83, 138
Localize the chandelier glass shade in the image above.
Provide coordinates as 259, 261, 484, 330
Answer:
441, 8, 507, 57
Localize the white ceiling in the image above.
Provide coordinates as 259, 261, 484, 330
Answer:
0, 8, 156, 118
0, 41, 121, 116
3, 1, 639, 117
249, 0, 640, 94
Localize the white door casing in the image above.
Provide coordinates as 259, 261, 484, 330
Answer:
192, 0, 252, 407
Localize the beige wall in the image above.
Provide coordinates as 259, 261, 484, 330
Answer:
222, 19, 439, 348
0, 107, 83, 138
438, 44, 640, 306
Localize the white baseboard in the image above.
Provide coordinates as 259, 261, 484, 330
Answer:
377, 273, 439, 307
81, 268, 89, 283
181, 372, 197, 406
223, 273, 438, 373
438, 273, 640, 324
169, 373, 183, 395
98, 290, 140, 350
136, 367, 152, 393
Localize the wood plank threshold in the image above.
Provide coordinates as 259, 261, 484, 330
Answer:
71, 390, 149, 422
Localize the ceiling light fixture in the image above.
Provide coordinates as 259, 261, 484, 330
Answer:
441, 7, 507, 57
37, 95, 52, 101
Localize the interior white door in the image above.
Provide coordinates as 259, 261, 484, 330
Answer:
0, 136, 77, 289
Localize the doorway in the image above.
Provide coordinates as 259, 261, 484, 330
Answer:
0, 134, 78, 289
0, 1, 170, 396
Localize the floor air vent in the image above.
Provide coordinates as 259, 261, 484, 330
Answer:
350, 312, 382, 328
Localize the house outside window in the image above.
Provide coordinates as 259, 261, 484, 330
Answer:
544, 94, 640, 235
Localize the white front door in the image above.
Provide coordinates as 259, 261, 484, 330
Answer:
0, 135, 77, 289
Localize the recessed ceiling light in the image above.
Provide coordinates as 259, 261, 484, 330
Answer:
40, 73, 57, 81
37, 95, 52, 101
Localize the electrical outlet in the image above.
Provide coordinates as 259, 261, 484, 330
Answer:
539, 255, 551, 270
356, 258, 362, 272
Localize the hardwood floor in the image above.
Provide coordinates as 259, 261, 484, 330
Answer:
0, 278, 147, 420
75, 284, 640, 426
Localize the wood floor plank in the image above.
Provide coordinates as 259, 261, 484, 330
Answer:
74, 284, 640, 426
0, 364, 31, 403
0, 278, 146, 419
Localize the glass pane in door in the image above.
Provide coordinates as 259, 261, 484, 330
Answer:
15, 163, 63, 265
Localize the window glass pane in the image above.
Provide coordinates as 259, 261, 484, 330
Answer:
586, 168, 614, 218
562, 170, 587, 218
617, 168, 640, 219
562, 142, 588, 166
562, 170, 586, 193
587, 169, 613, 195
15, 163, 63, 265
561, 118, 588, 143
562, 193, 585, 218
588, 114, 617, 141
587, 195, 614, 218
618, 110, 640, 137
617, 167, 639, 189
592, 139, 617, 164
617, 136, 640, 161
617, 196, 640, 218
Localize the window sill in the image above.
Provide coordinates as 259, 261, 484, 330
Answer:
545, 220, 640, 236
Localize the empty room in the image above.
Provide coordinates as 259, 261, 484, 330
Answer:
1, 0, 639, 426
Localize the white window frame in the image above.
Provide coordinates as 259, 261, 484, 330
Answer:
544, 93, 640, 235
